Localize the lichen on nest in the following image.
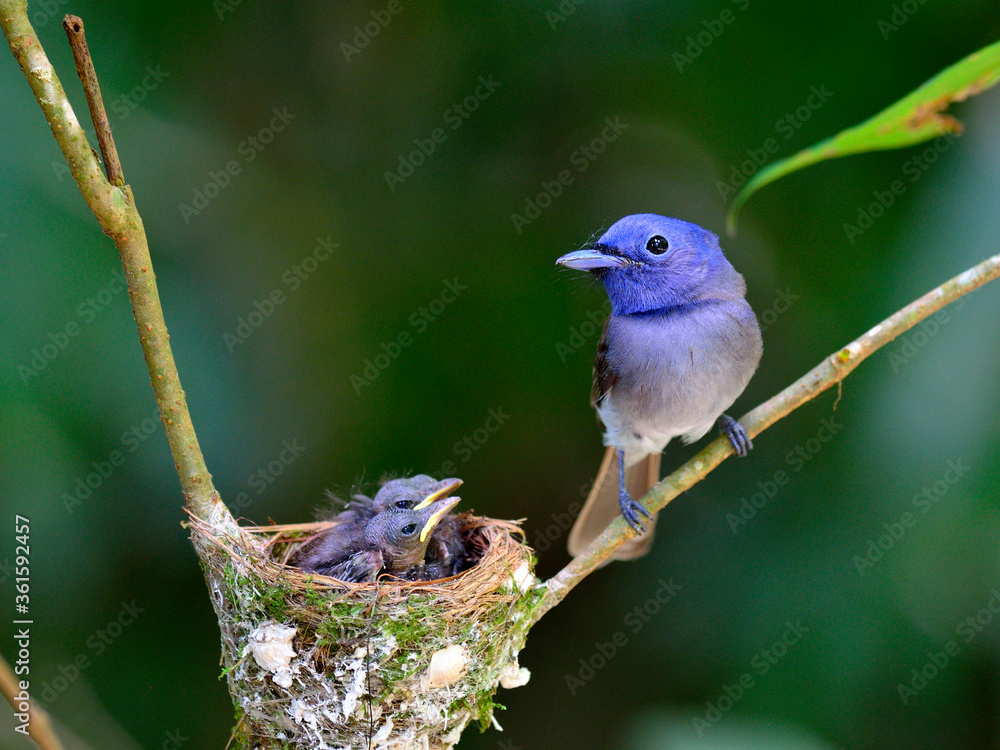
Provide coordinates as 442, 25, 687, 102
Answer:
186, 511, 540, 749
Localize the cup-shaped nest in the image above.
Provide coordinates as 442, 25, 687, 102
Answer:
186, 511, 539, 749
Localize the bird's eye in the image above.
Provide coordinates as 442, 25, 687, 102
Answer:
394, 500, 411, 510
401, 523, 417, 535
646, 235, 669, 254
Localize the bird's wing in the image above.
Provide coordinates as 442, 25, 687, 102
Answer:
289, 524, 359, 571
590, 316, 617, 409
328, 549, 384, 583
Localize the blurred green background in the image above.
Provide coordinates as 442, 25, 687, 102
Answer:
2, 0, 1000, 748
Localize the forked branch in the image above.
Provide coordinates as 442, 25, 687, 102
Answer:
2, 0, 997, 637
0, 1, 229, 525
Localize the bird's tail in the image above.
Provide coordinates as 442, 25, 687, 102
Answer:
567, 447, 661, 560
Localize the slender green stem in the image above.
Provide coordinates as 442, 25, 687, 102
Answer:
533, 252, 1000, 622
0, 652, 63, 750
0, 1, 228, 524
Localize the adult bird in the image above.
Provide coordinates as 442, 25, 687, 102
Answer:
557, 214, 762, 560
291, 476, 463, 573
293, 497, 462, 582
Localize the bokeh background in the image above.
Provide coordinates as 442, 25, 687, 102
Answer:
2, 0, 1000, 748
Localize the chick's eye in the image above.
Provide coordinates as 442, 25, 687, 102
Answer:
394, 500, 411, 510
646, 235, 669, 254
401, 523, 417, 535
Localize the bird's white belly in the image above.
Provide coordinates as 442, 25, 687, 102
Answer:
596, 397, 720, 467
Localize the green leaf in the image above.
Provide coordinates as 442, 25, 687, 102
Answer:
727, 38, 1000, 234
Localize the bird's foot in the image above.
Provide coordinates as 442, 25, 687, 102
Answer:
718, 413, 752, 456
618, 489, 652, 533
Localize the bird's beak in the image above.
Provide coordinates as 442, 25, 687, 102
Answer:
556, 247, 628, 271
419, 497, 461, 542
412, 477, 463, 510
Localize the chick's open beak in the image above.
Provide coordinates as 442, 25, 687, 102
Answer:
412, 477, 463, 510
419, 496, 461, 542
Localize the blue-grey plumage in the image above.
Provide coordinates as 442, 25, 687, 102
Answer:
558, 214, 762, 560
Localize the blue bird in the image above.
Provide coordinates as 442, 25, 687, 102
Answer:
557, 214, 762, 560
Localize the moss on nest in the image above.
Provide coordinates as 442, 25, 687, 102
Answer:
187, 512, 540, 749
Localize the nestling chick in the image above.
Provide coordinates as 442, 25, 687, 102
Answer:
294, 476, 463, 569
368, 475, 472, 580
293, 497, 461, 582
330, 475, 463, 525
420, 514, 472, 580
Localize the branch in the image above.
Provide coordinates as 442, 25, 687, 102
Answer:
0, 652, 63, 750
0, 2, 229, 525
62, 15, 123, 186
534, 252, 1000, 621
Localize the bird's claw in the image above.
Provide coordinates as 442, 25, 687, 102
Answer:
718, 413, 752, 456
619, 490, 652, 533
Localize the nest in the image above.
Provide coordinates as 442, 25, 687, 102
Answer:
186, 508, 540, 749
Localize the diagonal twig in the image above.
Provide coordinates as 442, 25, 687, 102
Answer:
0, 1, 229, 526
61, 14, 123, 187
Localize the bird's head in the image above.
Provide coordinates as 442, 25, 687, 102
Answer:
373, 475, 463, 513
556, 214, 738, 315
364, 496, 461, 569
